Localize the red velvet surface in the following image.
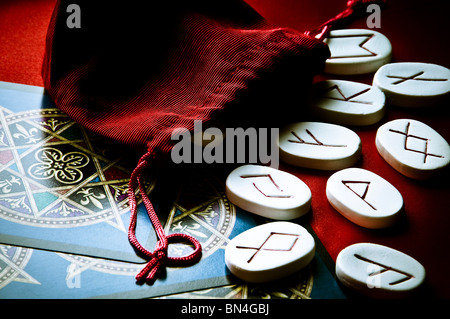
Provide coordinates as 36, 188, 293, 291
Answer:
1, 0, 449, 298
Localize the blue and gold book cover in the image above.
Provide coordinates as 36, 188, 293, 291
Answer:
0, 82, 345, 299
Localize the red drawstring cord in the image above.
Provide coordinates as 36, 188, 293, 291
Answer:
126, 0, 387, 283
128, 149, 202, 283
305, 0, 387, 40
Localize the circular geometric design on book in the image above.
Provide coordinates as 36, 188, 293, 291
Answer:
57, 174, 237, 274
165, 175, 236, 260
0, 107, 155, 228
218, 265, 313, 299
156, 264, 314, 299
0, 245, 37, 289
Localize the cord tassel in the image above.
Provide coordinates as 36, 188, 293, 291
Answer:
135, 245, 166, 283
128, 149, 202, 283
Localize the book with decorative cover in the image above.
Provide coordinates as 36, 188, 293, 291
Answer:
0, 81, 346, 299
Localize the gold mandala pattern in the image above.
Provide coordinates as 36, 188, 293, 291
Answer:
0, 106, 154, 229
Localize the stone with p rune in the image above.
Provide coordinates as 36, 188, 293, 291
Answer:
225, 165, 311, 220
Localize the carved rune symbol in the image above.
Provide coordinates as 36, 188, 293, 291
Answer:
327, 33, 377, 59
386, 71, 448, 85
288, 130, 347, 148
236, 232, 300, 263
240, 174, 292, 198
322, 85, 372, 105
388, 122, 444, 163
342, 180, 376, 210
354, 254, 415, 286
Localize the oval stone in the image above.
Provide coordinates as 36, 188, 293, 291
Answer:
373, 62, 450, 107
278, 122, 361, 170
309, 79, 386, 126
326, 168, 403, 229
323, 29, 392, 75
225, 165, 311, 220
336, 243, 426, 298
225, 222, 315, 283
376, 119, 450, 179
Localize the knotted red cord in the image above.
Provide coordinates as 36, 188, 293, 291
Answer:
128, 150, 202, 283
305, 0, 387, 40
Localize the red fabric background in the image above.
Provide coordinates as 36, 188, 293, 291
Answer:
1, 0, 449, 298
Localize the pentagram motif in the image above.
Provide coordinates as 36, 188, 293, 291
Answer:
0, 106, 155, 229
165, 175, 236, 259
57, 174, 236, 276
0, 244, 38, 288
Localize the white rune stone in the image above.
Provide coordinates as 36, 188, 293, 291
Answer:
323, 29, 392, 75
225, 221, 315, 283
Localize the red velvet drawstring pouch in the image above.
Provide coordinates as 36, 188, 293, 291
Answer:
42, 0, 383, 283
